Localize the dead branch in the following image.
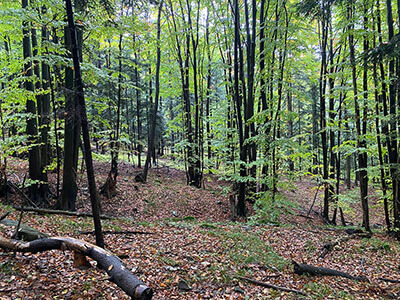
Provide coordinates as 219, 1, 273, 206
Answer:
293, 261, 368, 282
0, 235, 153, 299
379, 277, 400, 284
235, 275, 306, 296
0, 212, 9, 222
319, 232, 371, 258
297, 214, 313, 220
13, 207, 113, 220
7, 182, 38, 208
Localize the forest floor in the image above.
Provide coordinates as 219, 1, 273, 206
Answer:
0, 157, 399, 299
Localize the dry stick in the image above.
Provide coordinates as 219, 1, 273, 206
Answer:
7, 181, 38, 208
12, 178, 29, 240
235, 275, 307, 296
379, 277, 400, 284
0, 212, 9, 222
13, 207, 113, 220
319, 233, 371, 259
307, 183, 322, 217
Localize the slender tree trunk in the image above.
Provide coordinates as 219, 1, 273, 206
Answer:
143, 0, 163, 182
134, 36, 142, 168
385, 0, 400, 237
65, 0, 104, 248
110, 34, 123, 181
232, 0, 246, 217
348, 1, 369, 231
60, 26, 79, 211
372, 3, 390, 231
22, 0, 42, 203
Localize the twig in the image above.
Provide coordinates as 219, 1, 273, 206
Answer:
7, 182, 38, 208
235, 275, 307, 296
379, 277, 400, 284
0, 212, 9, 222
307, 183, 322, 217
360, 258, 366, 274
13, 207, 113, 220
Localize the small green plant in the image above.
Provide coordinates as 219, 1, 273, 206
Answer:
360, 237, 392, 252
305, 240, 316, 253
200, 222, 218, 229
303, 282, 332, 298
249, 191, 297, 225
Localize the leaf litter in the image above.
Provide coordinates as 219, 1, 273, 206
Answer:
0, 158, 399, 299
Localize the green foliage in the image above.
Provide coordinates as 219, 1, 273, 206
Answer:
249, 191, 298, 225
206, 227, 287, 272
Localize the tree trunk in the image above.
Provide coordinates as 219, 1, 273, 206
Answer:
22, 0, 42, 204
142, 0, 163, 182
348, 1, 369, 231
65, 0, 104, 248
59, 26, 79, 211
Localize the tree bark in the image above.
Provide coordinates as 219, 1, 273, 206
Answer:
22, 0, 42, 204
65, 0, 104, 248
0, 236, 152, 299
143, 0, 163, 182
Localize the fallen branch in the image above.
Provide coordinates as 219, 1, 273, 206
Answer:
80, 230, 154, 235
379, 277, 400, 284
13, 207, 113, 220
0, 212, 9, 222
293, 261, 368, 282
307, 183, 322, 217
297, 214, 313, 220
319, 232, 371, 258
0, 235, 153, 299
235, 275, 306, 296
7, 182, 38, 208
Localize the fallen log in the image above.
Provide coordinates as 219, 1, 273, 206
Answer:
319, 232, 371, 258
235, 275, 306, 296
13, 207, 113, 220
293, 261, 368, 282
0, 235, 153, 299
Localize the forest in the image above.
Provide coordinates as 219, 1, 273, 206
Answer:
0, 0, 400, 298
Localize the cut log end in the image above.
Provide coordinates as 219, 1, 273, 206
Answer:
135, 285, 153, 300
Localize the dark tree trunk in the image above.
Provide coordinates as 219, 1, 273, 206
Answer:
233, 0, 246, 217
134, 36, 142, 168
110, 34, 123, 182
386, 0, 400, 237
320, 4, 330, 221
59, 26, 79, 211
22, 0, 42, 204
348, 1, 369, 231
40, 15, 51, 197
372, 1, 390, 231
142, 0, 163, 182
65, 0, 104, 248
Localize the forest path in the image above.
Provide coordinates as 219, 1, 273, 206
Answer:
0, 159, 399, 299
